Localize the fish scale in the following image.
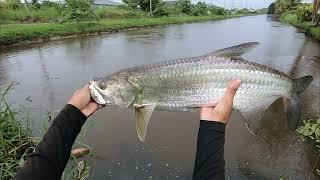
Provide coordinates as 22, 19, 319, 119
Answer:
89, 42, 313, 142
128, 55, 293, 111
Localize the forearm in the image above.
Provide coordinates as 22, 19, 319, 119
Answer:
14, 104, 87, 180
193, 120, 226, 180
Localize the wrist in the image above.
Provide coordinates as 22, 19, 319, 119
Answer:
200, 118, 227, 124
64, 104, 87, 120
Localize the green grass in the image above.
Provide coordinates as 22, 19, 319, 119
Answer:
0, 7, 61, 24
0, 15, 245, 47
297, 116, 320, 151
95, 7, 147, 19
0, 84, 37, 180
0, 83, 93, 179
297, 116, 320, 176
281, 12, 320, 41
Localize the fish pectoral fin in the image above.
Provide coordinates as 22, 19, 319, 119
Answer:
135, 104, 156, 142
238, 96, 279, 135
206, 42, 259, 57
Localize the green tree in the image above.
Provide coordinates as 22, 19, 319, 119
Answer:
122, 0, 139, 9
153, 2, 169, 17
176, 0, 191, 15
274, 0, 302, 14
296, 3, 313, 22
191, 1, 208, 16
42, 0, 59, 8
208, 4, 226, 15
267, 2, 275, 14
138, 0, 160, 12
4, 0, 20, 9
62, 0, 97, 23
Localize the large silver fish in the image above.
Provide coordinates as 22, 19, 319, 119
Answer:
89, 42, 313, 142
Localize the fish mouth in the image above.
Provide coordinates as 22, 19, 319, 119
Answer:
89, 80, 107, 105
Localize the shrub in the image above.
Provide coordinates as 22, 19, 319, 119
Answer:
138, 0, 160, 12
62, 0, 97, 23
122, 0, 139, 9
296, 3, 313, 22
297, 117, 320, 151
3, 0, 21, 10
95, 7, 146, 19
153, 4, 169, 17
176, 0, 192, 15
281, 10, 299, 26
208, 6, 226, 15
191, 2, 208, 16
41, 0, 61, 8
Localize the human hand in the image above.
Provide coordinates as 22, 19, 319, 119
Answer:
68, 84, 100, 117
200, 79, 241, 124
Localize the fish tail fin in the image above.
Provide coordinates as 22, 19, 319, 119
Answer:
285, 75, 313, 130
293, 75, 313, 94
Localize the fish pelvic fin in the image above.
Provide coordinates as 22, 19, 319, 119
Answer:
238, 96, 279, 135
206, 42, 259, 57
135, 104, 156, 142
285, 75, 313, 130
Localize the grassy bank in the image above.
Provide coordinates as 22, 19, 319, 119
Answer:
0, 85, 37, 180
0, 15, 245, 47
280, 12, 320, 41
0, 84, 91, 179
0, 6, 148, 24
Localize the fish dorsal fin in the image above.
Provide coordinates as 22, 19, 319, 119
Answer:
238, 96, 279, 134
135, 104, 156, 142
206, 42, 259, 57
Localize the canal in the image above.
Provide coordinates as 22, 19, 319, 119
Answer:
0, 15, 319, 179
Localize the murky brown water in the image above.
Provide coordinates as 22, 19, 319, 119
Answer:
0, 15, 319, 179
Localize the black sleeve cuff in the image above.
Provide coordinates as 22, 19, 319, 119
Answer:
63, 104, 87, 126
199, 120, 226, 133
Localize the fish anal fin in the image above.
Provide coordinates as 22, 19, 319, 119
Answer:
206, 42, 259, 57
135, 104, 156, 142
238, 96, 279, 135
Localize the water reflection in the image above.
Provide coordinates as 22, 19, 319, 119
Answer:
0, 15, 319, 179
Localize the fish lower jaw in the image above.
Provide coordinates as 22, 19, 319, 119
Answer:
89, 84, 107, 105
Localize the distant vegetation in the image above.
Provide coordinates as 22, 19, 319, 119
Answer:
0, 15, 246, 46
0, 0, 263, 47
0, 0, 262, 24
268, 0, 320, 41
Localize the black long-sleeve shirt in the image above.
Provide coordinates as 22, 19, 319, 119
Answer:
14, 105, 226, 180
193, 121, 226, 180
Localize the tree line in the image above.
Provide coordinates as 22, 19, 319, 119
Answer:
0, 0, 261, 24
268, 0, 318, 24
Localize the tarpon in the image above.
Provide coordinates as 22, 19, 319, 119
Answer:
89, 42, 313, 142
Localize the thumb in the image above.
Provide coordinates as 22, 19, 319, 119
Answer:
82, 102, 99, 117
223, 79, 241, 107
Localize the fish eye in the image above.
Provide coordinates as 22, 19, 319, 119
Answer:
99, 81, 107, 90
